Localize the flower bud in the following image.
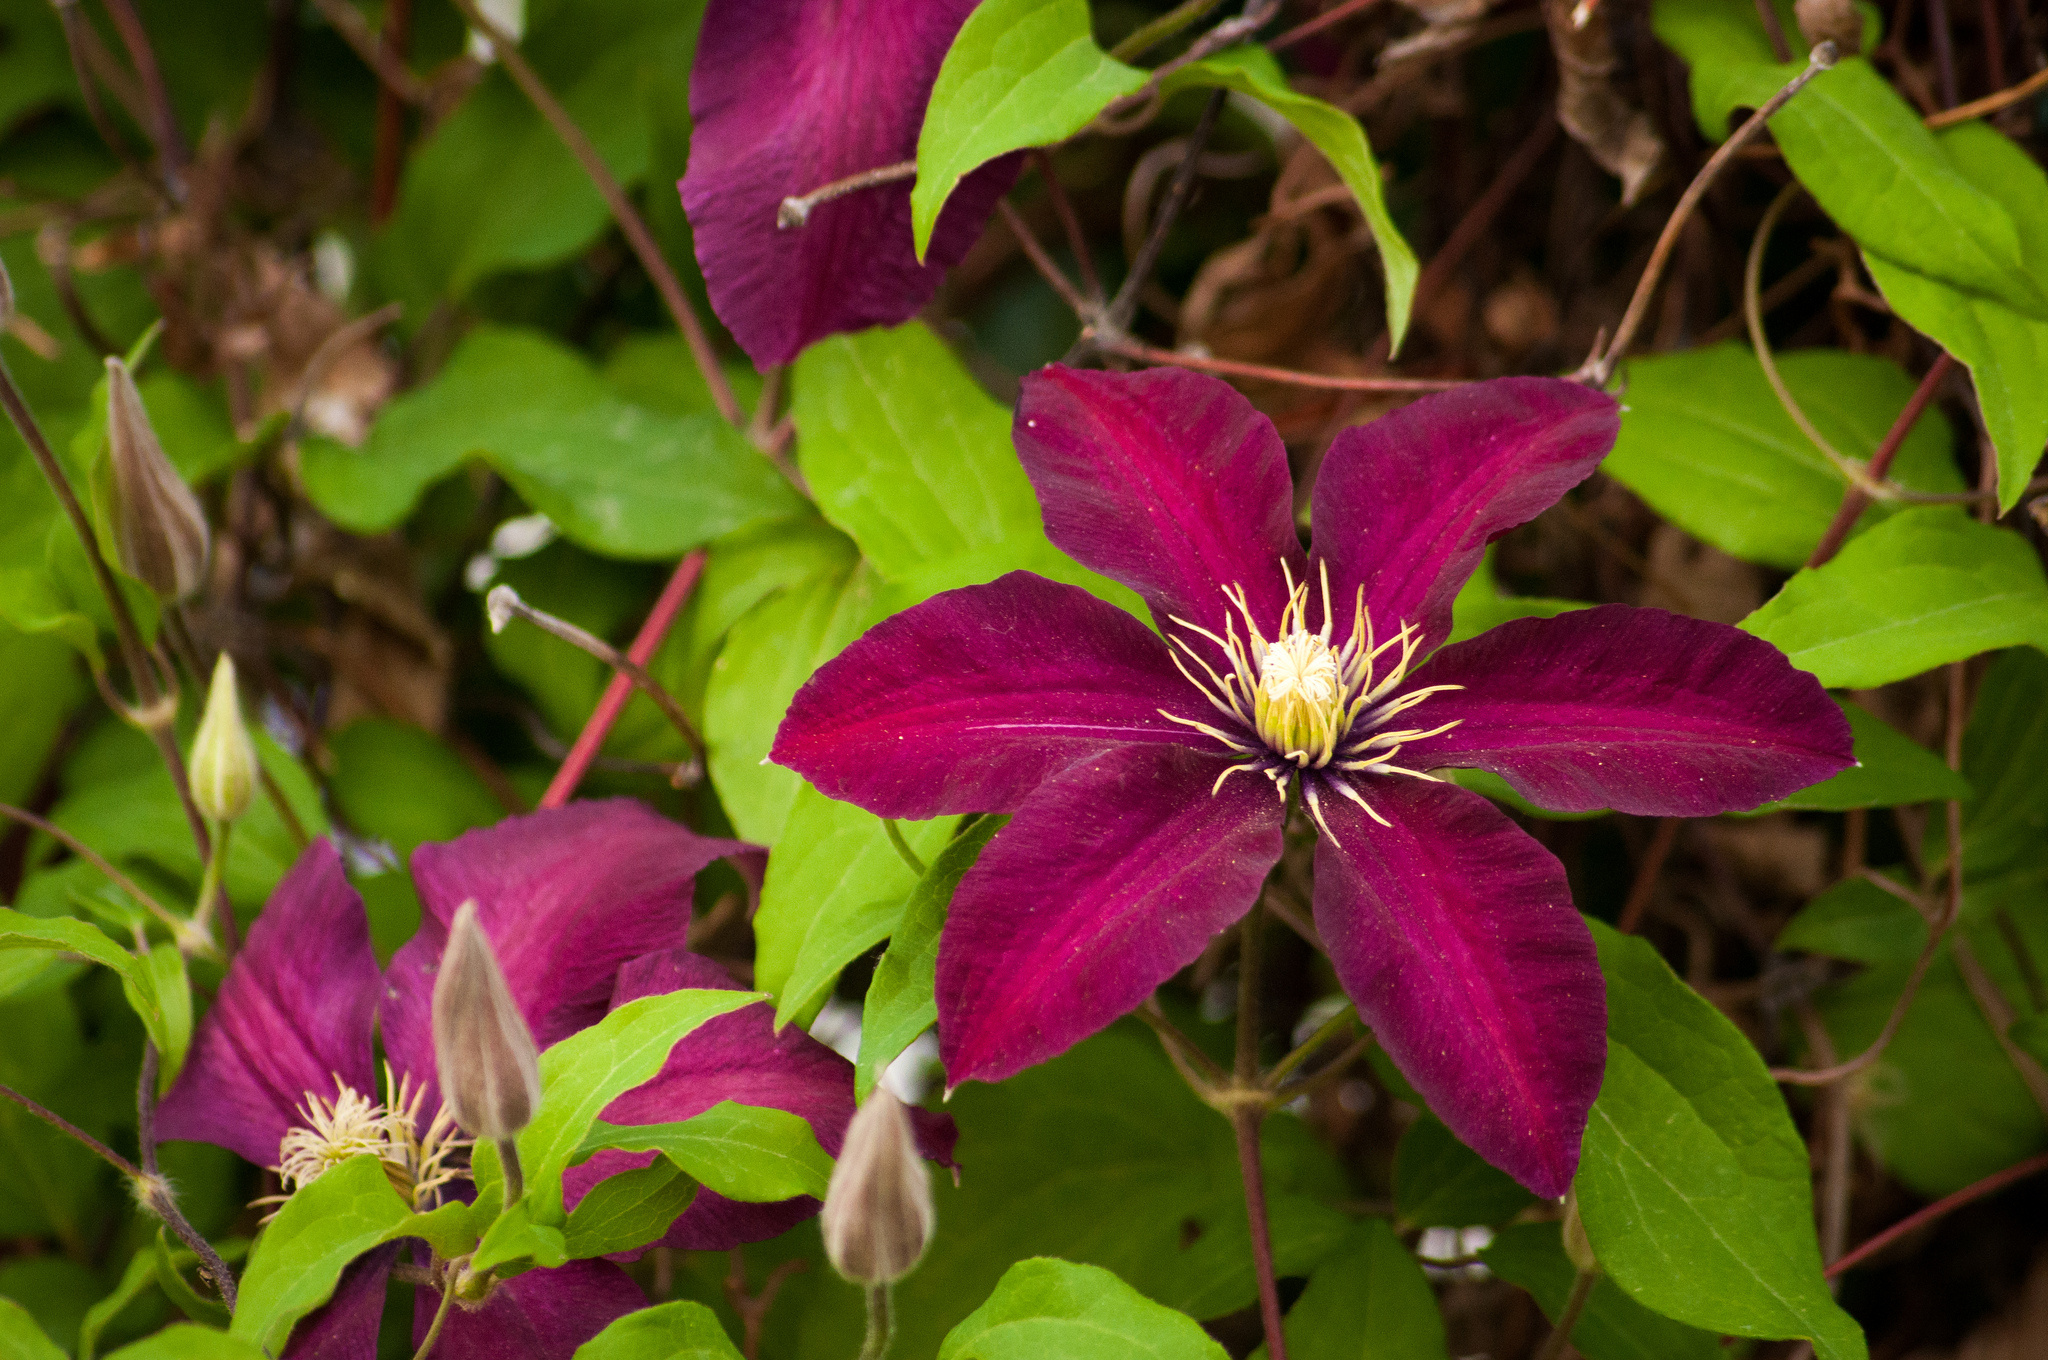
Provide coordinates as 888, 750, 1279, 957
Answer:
432, 901, 542, 1143
820, 1088, 934, 1285
189, 655, 256, 824
106, 357, 209, 600
1794, 0, 1862, 56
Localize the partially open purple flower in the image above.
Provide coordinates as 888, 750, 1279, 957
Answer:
771, 368, 1852, 1196
682, 0, 1019, 368
159, 801, 950, 1357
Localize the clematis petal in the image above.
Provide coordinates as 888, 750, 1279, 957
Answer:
938, 744, 1285, 1086
566, 949, 955, 1253
1409, 606, 1855, 815
379, 802, 751, 1097
1310, 776, 1604, 1199
1014, 367, 1305, 640
414, 1258, 643, 1360
1311, 378, 1618, 651
682, 0, 1017, 367
773, 571, 1207, 819
283, 1243, 395, 1360
158, 840, 378, 1166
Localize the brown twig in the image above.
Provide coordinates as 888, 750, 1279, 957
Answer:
776, 161, 916, 229
997, 201, 1089, 314
1110, 0, 1231, 61
1618, 817, 1681, 934
449, 0, 745, 431
51, 0, 150, 188
1796, 1003, 1854, 1265
1806, 353, 1957, 568
1925, 64, 2048, 125
1827, 1149, 2048, 1277
372, 0, 418, 221
725, 1253, 807, 1360
309, 0, 430, 110
1088, 332, 1465, 391
1532, 1266, 1598, 1360
1030, 149, 1102, 303
1104, 88, 1227, 338
1926, 0, 1961, 107
99, 0, 187, 195
1754, 0, 1794, 60
137, 1043, 239, 1308
1270, 0, 1384, 52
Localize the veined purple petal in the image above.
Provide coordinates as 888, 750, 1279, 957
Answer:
1409, 606, 1855, 814
1310, 776, 1604, 1199
380, 802, 751, 1099
773, 571, 1207, 819
1311, 378, 1617, 651
158, 840, 378, 1166
283, 1243, 395, 1360
682, 0, 1017, 367
565, 949, 955, 1251
1014, 367, 1305, 641
938, 744, 1284, 1086
414, 1258, 644, 1360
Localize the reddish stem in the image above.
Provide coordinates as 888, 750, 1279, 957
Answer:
371, 0, 414, 223
539, 550, 705, 808
1805, 352, 1954, 569
1233, 1107, 1290, 1360
1270, 0, 1384, 52
1827, 1149, 2048, 1277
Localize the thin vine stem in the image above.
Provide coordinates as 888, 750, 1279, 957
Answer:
1234, 908, 1290, 1360
1532, 1267, 1599, 1360
0, 802, 210, 955
881, 820, 927, 878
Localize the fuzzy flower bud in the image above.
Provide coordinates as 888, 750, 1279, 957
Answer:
432, 901, 542, 1143
106, 357, 209, 600
189, 655, 256, 824
820, 1088, 934, 1285
1794, 0, 1862, 56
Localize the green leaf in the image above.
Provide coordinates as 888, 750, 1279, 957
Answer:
1652, 1, 2043, 314
571, 1299, 746, 1360
1447, 551, 1589, 645
472, 1198, 570, 1273
561, 1159, 699, 1260
1393, 1116, 1534, 1230
754, 785, 954, 1028
1576, 921, 1866, 1360
0, 1297, 64, 1360
79, 1248, 162, 1360
1159, 47, 1418, 351
583, 1100, 835, 1202
229, 1155, 413, 1355
1253, 1220, 1446, 1360
517, 987, 764, 1220
1864, 123, 2048, 512
911, 0, 1147, 258
1740, 510, 2048, 687
703, 560, 881, 845
104, 1325, 270, 1360
299, 328, 799, 556
1747, 700, 1971, 813
1604, 344, 1961, 568
1777, 872, 1928, 965
143, 944, 192, 1091
1482, 1222, 1719, 1360
859, 815, 1005, 1099
1955, 648, 2048, 882
0, 624, 87, 808
938, 1258, 1228, 1360
0, 908, 177, 1058
153, 1227, 228, 1327
327, 718, 507, 857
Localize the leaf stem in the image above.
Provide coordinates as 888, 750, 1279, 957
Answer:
1805, 353, 1958, 568
1100, 89, 1226, 341
881, 820, 927, 878
1617, 816, 1681, 934
856, 1282, 894, 1360
777, 161, 916, 229
1233, 908, 1289, 1360
0, 1078, 144, 1180
1086, 333, 1464, 392
1030, 150, 1102, 303
1110, 0, 1230, 61
413, 1268, 460, 1360
498, 1138, 524, 1204
1532, 1266, 1598, 1360
1265, 1003, 1356, 1088
138, 1042, 239, 1310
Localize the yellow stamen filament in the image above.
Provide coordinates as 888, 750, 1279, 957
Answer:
263, 1066, 471, 1217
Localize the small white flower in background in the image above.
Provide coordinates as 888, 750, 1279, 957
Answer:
312, 231, 354, 303
467, 0, 525, 61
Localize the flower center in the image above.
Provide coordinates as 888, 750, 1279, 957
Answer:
269, 1067, 468, 1213
1255, 632, 1343, 764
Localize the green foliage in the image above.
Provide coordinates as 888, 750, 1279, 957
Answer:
229, 1155, 413, 1354
1742, 510, 2048, 687
1749, 700, 1971, 813
1393, 1116, 1534, 1230
1253, 1220, 1446, 1360
561, 1160, 699, 1260
572, 1300, 746, 1360
1482, 1223, 1720, 1360
0, 1294, 67, 1360
939, 1258, 1228, 1360
1576, 922, 1865, 1360
583, 1100, 836, 1202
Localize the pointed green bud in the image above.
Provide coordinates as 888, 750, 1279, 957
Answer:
106, 356, 210, 600
820, 1088, 934, 1285
432, 901, 542, 1143
190, 654, 257, 823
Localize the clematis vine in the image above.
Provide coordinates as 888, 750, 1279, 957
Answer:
681, 0, 1018, 368
158, 800, 953, 1358
771, 369, 1853, 1196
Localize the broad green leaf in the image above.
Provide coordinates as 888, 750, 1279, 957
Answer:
0, 0, 74, 131
327, 718, 507, 857
1747, 700, 1971, 813
1483, 1223, 1719, 1360
1576, 921, 1866, 1360
703, 559, 880, 845
1653, 1, 2043, 315
0, 908, 176, 1058
1777, 873, 1928, 965
1393, 1116, 1533, 1230
858, 816, 1005, 1099
0, 623, 87, 808
938, 1258, 1227, 1360
299, 328, 799, 556
561, 1160, 699, 1260
1160, 47, 1418, 350
472, 1198, 570, 1273
601, 335, 764, 421
517, 987, 763, 1220
104, 1326, 270, 1360
1447, 551, 1588, 645
583, 1100, 835, 1202
1604, 344, 1960, 568
153, 1228, 228, 1327
1740, 510, 2048, 687
0, 993, 102, 1245
1954, 648, 2048, 882
755, 785, 951, 1028
1253, 1220, 1445, 1360
0, 1297, 64, 1360
230, 1155, 413, 1354
79, 1248, 162, 1360
1864, 124, 2048, 512
911, 0, 1147, 258
572, 1300, 746, 1360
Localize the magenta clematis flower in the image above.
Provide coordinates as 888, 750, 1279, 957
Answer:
771, 369, 1853, 1196
681, 0, 1019, 368
159, 801, 951, 1358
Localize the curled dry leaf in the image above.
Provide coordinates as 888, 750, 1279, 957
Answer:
1543, 0, 1666, 206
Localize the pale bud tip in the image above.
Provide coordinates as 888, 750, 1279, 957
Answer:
820, 1088, 934, 1285
432, 901, 542, 1145
190, 655, 256, 824
484, 584, 519, 634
